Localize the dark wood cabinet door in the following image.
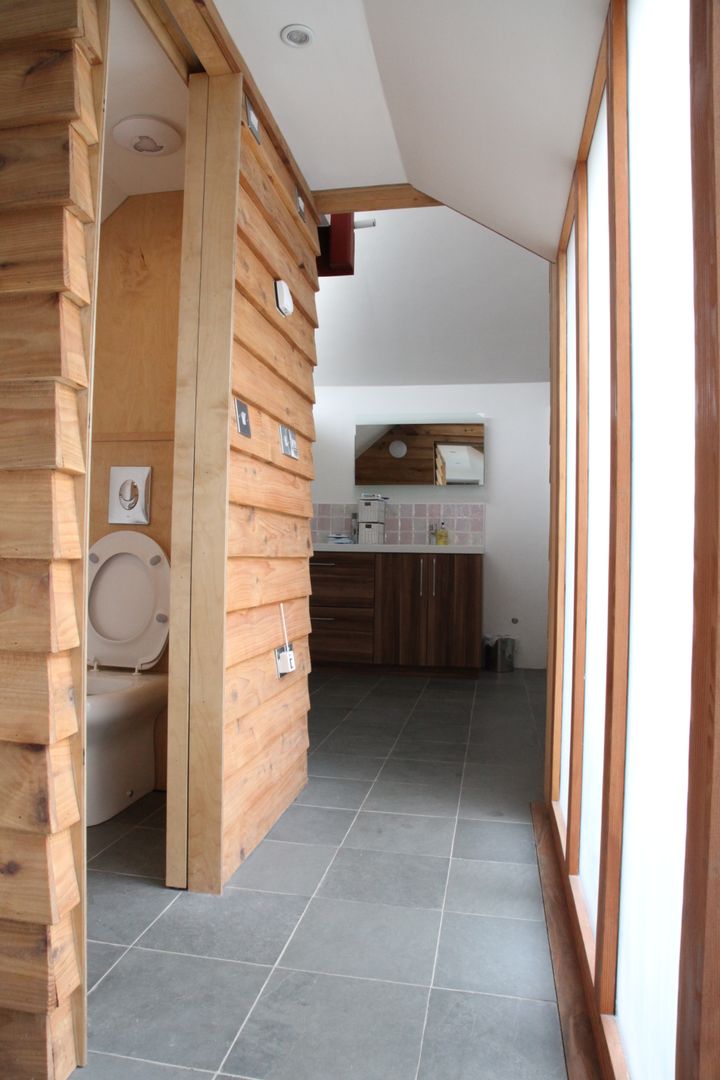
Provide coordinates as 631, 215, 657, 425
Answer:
376, 554, 428, 665
310, 553, 375, 607
426, 554, 483, 668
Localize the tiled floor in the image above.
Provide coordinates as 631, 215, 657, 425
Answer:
82, 668, 566, 1080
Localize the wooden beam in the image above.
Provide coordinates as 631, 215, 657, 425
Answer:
595, 0, 631, 1017
313, 183, 441, 215
676, 0, 720, 1074
130, 0, 196, 83
578, 27, 609, 163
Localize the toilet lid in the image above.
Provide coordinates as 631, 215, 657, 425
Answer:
87, 531, 170, 670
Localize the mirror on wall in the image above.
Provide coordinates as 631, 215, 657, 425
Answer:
355, 423, 485, 486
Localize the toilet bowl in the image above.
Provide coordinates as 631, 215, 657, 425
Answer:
86, 531, 170, 826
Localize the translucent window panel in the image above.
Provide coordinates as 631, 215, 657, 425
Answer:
616, 1, 695, 1076
579, 91, 610, 935
559, 223, 577, 825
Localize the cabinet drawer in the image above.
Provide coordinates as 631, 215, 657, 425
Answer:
310, 553, 375, 607
310, 606, 375, 662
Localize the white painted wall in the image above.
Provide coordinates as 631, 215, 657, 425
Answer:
313, 383, 550, 668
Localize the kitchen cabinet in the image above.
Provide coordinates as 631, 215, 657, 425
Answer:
309, 550, 483, 669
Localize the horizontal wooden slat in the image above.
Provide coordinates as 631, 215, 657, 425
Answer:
222, 748, 307, 881
313, 183, 441, 214
233, 293, 315, 403
224, 676, 309, 775
0, 828, 79, 925
0, 207, 90, 304
228, 403, 314, 481
0, 560, 79, 654
0, 472, 81, 560
0, 381, 84, 474
224, 637, 311, 724
0, 653, 77, 745
0, 0, 101, 61
240, 125, 318, 289
0, 44, 97, 143
0, 295, 86, 386
227, 504, 312, 559
0, 122, 93, 222
0, 996, 76, 1080
0, 741, 78, 835
232, 344, 315, 441
225, 595, 311, 668
237, 188, 317, 327
227, 557, 310, 613
228, 451, 313, 519
248, 114, 321, 257
235, 238, 317, 365
0, 910, 80, 1014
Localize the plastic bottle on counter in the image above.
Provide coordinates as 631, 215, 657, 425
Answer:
436, 521, 449, 545
428, 523, 437, 545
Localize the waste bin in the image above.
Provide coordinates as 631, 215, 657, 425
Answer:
483, 635, 515, 672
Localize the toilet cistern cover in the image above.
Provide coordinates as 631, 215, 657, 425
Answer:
87, 531, 170, 670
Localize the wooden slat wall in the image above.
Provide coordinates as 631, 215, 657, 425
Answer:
221, 88, 318, 888
0, 1, 106, 1076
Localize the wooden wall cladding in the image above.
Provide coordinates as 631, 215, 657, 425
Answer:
0, 0, 106, 1075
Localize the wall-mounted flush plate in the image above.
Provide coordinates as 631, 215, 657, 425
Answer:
108, 466, 151, 524
245, 96, 261, 142
275, 643, 296, 677
279, 424, 299, 459
235, 398, 252, 437
274, 279, 294, 317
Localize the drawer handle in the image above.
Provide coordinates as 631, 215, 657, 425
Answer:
432, 557, 437, 597
419, 557, 423, 598
313, 616, 336, 622
312, 561, 336, 567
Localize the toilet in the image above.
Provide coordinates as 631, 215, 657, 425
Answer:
86, 531, 170, 826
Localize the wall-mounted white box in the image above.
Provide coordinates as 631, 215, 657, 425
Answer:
108, 466, 152, 525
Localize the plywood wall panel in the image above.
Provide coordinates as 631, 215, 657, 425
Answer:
0, 653, 77, 746
232, 344, 315, 441
224, 638, 311, 725
235, 238, 317, 364
0, 122, 93, 220
234, 292, 315, 402
237, 188, 317, 326
227, 504, 312, 558
0, 295, 86, 386
226, 557, 310, 613
225, 596, 311, 668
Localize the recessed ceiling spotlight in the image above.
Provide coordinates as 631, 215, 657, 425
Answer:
112, 116, 183, 157
280, 23, 314, 48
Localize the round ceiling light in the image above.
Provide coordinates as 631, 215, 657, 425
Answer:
388, 440, 408, 459
280, 23, 314, 47
112, 116, 183, 157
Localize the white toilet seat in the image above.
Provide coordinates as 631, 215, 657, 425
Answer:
88, 531, 170, 670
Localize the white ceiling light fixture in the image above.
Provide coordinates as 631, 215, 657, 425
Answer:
280, 23, 314, 48
112, 116, 183, 157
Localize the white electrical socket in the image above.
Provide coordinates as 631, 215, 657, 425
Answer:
275, 644, 296, 676
274, 279, 294, 317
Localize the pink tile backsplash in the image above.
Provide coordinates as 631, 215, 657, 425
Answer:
311, 501, 485, 547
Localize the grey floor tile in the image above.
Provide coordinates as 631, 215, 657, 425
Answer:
89, 827, 166, 879
282, 896, 441, 984
418, 989, 567, 1080
82, 1052, 212, 1078
226, 839, 336, 896
87, 942, 125, 991
453, 819, 537, 864
435, 913, 556, 1000
379, 758, 463, 784
344, 811, 456, 857
89, 947, 268, 1070
140, 806, 167, 830
294, 776, 372, 809
223, 969, 427, 1080
459, 773, 537, 823
391, 738, 467, 763
88, 872, 179, 945
445, 860, 544, 920
138, 888, 307, 965
87, 820, 134, 860
308, 705, 352, 725
319, 733, 398, 756
268, 804, 355, 845
402, 721, 470, 743
319, 846, 448, 909
363, 780, 460, 818
307, 752, 385, 781
111, 790, 167, 827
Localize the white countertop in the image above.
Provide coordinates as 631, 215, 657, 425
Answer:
312, 543, 484, 555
